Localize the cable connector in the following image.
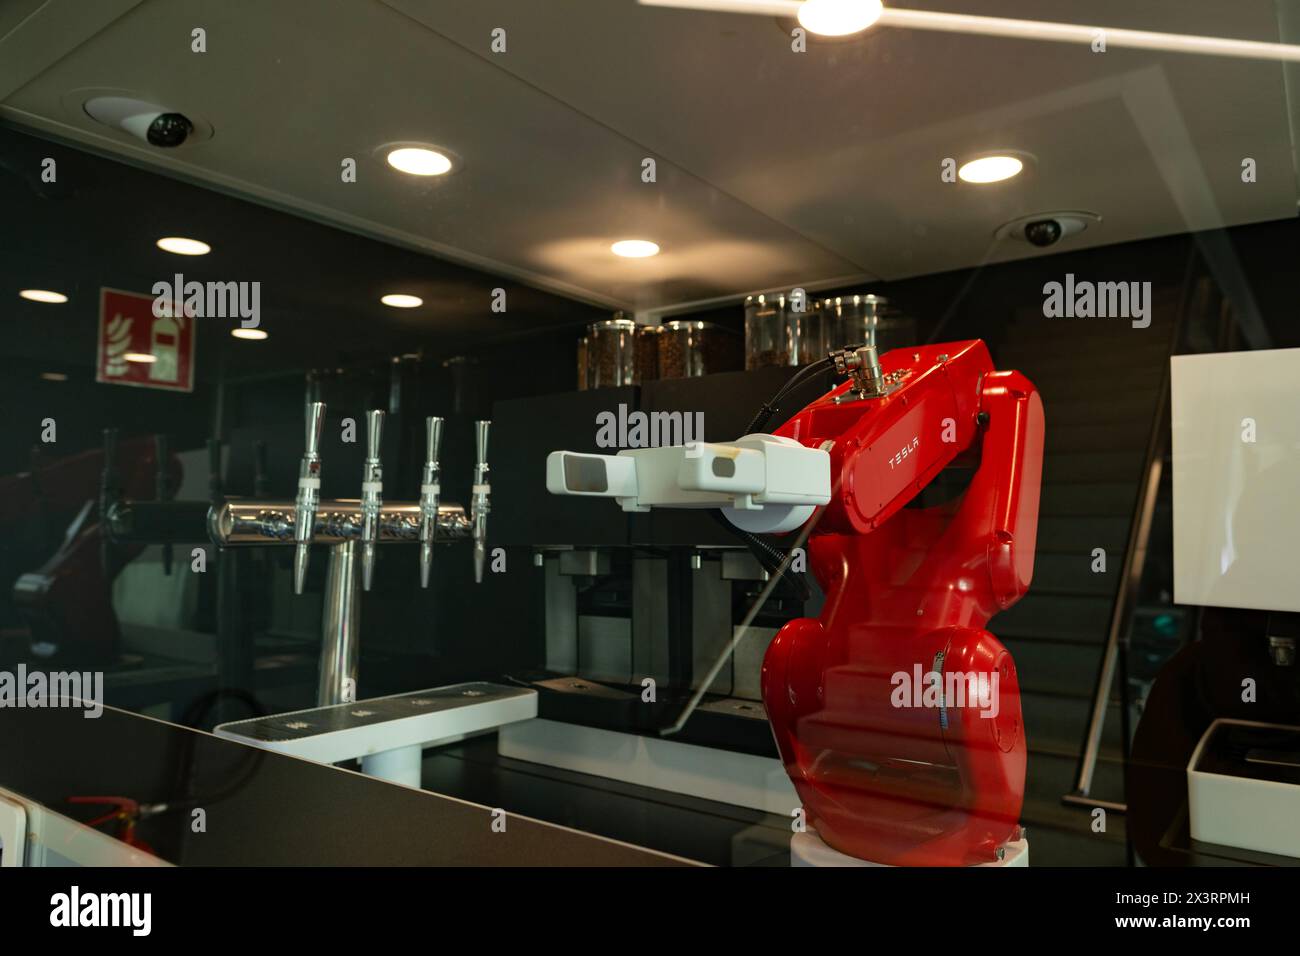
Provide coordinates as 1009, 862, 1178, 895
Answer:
831, 343, 885, 398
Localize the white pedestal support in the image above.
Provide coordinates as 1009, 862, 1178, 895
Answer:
360, 744, 424, 787
792, 830, 1029, 867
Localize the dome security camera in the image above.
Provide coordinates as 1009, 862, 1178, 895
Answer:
1023, 219, 1064, 248
143, 113, 194, 147
84, 96, 195, 148
995, 211, 1102, 247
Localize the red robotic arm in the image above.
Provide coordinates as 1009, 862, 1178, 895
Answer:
5, 436, 175, 661
763, 340, 1044, 866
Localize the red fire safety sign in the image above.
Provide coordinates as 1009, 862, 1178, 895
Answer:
96, 287, 195, 393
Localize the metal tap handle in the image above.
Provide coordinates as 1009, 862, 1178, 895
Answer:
471, 420, 491, 583
293, 401, 326, 594
304, 401, 325, 457
366, 409, 384, 461
427, 416, 445, 466
418, 416, 445, 588
359, 409, 386, 590
475, 420, 490, 470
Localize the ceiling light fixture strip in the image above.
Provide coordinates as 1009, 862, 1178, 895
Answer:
637, 0, 1300, 63
876, 9, 1300, 63
640, 0, 800, 13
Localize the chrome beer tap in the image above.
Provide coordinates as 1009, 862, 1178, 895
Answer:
471, 420, 491, 583
208, 404, 489, 711
418, 416, 445, 588
293, 401, 326, 595
359, 409, 385, 591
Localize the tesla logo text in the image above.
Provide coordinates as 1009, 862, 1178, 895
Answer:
888, 437, 920, 469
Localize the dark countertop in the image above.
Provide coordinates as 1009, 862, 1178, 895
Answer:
0, 703, 693, 866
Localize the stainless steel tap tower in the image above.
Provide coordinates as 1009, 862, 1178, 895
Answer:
207, 404, 491, 707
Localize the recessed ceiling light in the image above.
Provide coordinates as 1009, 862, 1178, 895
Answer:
381, 294, 423, 308
157, 236, 211, 256
19, 289, 68, 304
611, 239, 660, 258
797, 0, 884, 37
386, 147, 454, 176
124, 352, 157, 364
231, 328, 268, 340
958, 155, 1025, 184
40, 372, 68, 382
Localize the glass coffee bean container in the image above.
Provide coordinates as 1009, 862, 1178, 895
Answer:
580, 314, 660, 389
744, 292, 828, 368
820, 294, 917, 354
656, 320, 741, 379
635, 323, 660, 385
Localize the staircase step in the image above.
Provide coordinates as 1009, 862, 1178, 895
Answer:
1022, 772, 1128, 865
1042, 450, 1145, 483
1043, 390, 1162, 426
1027, 747, 1125, 799
1021, 692, 1125, 759
1028, 552, 1123, 596
1044, 420, 1151, 453
1004, 637, 1113, 697
992, 592, 1112, 642
1035, 369, 1165, 403
1040, 482, 1137, 517
1034, 515, 1130, 554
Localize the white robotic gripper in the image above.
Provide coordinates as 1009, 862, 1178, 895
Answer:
546, 434, 831, 534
